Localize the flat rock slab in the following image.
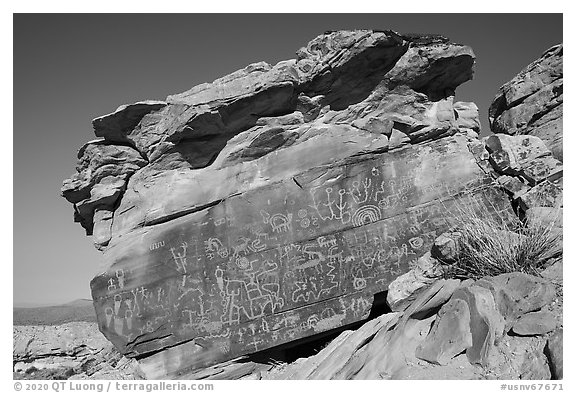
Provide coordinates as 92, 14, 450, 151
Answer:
451, 285, 505, 366
512, 310, 557, 336
416, 297, 473, 365
90, 136, 510, 374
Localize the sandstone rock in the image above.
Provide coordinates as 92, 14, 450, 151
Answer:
496, 175, 530, 199
287, 313, 400, 380
92, 101, 167, 143
545, 328, 563, 379
451, 285, 505, 366
512, 310, 557, 336
475, 272, 556, 330
386, 252, 444, 311
489, 44, 563, 161
525, 206, 563, 229
430, 232, 462, 264
454, 102, 481, 133
518, 180, 563, 211
484, 134, 551, 176
61, 30, 519, 376
61, 141, 147, 234
541, 259, 563, 285
415, 298, 473, 365
518, 156, 562, 186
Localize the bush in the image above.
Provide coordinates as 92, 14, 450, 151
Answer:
441, 194, 562, 280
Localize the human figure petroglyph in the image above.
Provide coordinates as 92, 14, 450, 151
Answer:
115, 269, 125, 289
169, 242, 188, 274
351, 177, 372, 204
220, 274, 277, 325
215, 266, 225, 295
309, 186, 351, 224
114, 294, 122, 315
104, 307, 114, 327
124, 309, 133, 330
107, 278, 117, 292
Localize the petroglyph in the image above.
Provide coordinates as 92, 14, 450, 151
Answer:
89, 136, 507, 372
169, 242, 188, 274
351, 204, 382, 227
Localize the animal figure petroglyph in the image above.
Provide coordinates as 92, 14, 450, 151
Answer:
260, 210, 293, 233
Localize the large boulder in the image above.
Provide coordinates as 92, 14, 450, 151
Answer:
489, 44, 563, 161
61, 30, 515, 377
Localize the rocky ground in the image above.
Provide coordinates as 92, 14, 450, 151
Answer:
13, 322, 139, 380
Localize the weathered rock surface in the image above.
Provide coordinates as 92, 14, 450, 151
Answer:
385, 252, 447, 312
476, 273, 556, 330
489, 44, 563, 161
415, 297, 472, 365
545, 328, 563, 379
512, 310, 557, 336
451, 285, 505, 366
61, 29, 561, 378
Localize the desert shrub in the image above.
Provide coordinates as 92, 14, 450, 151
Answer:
441, 194, 562, 280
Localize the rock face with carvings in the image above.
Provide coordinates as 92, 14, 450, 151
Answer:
62, 30, 520, 378
489, 44, 563, 161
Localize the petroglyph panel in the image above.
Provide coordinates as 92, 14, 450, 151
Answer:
91, 137, 511, 367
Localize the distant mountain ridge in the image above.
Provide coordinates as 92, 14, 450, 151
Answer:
13, 299, 96, 326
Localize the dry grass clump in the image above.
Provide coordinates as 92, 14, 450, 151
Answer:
441, 195, 562, 280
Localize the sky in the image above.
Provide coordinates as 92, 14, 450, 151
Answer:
13, 13, 563, 306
